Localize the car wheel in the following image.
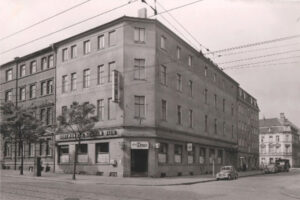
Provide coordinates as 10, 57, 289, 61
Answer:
216, 178, 219, 181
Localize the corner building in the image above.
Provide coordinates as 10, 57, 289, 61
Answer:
54, 16, 242, 177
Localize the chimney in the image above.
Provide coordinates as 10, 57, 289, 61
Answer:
138, 8, 147, 18
280, 113, 285, 121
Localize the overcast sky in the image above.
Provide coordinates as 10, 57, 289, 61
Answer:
1, 0, 299, 126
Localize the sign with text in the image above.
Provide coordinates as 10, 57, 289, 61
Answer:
57, 129, 118, 141
131, 141, 149, 149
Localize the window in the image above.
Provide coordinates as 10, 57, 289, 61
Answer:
41, 81, 46, 96
134, 27, 145, 42
61, 106, 67, 117
177, 46, 181, 59
30, 61, 37, 74
205, 115, 208, 132
62, 48, 68, 61
158, 143, 168, 163
214, 94, 217, 108
217, 150, 223, 164
188, 80, 193, 96
47, 80, 53, 94
209, 149, 215, 164
83, 69, 90, 88
134, 59, 145, 80
108, 30, 116, 46
19, 87, 26, 101
269, 135, 273, 142
4, 142, 11, 157
108, 98, 116, 120
98, 35, 105, 49
160, 36, 166, 49
41, 57, 47, 70
204, 89, 208, 104
5, 90, 12, 102
189, 109, 193, 128
46, 107, 53, 125
97, 65, 104, 84
188, 145, 195, 164
134, 96, 145, 118
188, 55, 192, 66
29, 84, 36, 99
97, 99, 104, 121
174, 144, 182, 163
160, 65, 167, 85
45, 139, 52, 156
71, 73, 77, 91
77, 144, 88, 154
62, 75, 67, 93
261, 136, 264, 143
204, 66, 208, 77
6, 69, 13, 81
176, 74, 182, 91
231, 104, 234, 116
222, 98, 226, 112
59, 145, 69, 163
214, 118, 217, 134
276, 135, 280, 142
177, 105, 182, 125
20, 65, 26, 77
40, 108, 46, 124
199, 148, 206, 164
223, 121, 226, 135
83, 40, 91, 54
96, 143, 109, 163
71, 45, 77, 59
108, 62, 115, 82
161, 99, 167, 121
48, 55, 54, 68
213, 73, 216, 82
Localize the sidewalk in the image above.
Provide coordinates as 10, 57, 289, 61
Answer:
0, 169, 264, 186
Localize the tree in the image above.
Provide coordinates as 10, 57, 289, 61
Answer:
0, 101, 45, 175
56, 101, 98, 180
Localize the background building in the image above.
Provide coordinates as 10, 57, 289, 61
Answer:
1, 12, 260, 177
259, 113, 300, 167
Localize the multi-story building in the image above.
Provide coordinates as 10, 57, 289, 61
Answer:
237, 88, 259, 170
1, 11, 260, 177
259, 113, 300, 167
0, 47, 56, 171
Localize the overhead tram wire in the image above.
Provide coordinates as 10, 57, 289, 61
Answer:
156, 1, 210, 53
0, 0, 138, 55
216, 42, 300, 57
206, 34, 300, 55
0, 0, 93, 42
217, 49, 300, 65
223, 61, 300, 70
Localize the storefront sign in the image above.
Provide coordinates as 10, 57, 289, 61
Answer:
131, 141, 149, 149
58, 129, 118, 140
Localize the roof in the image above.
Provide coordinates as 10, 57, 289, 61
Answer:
259, 117, 299, 135
260, 118, 282, 127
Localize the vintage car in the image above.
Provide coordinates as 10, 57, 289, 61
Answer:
264, 164, 279, 174
216, 166, 238, 180
275, 159, 290, 172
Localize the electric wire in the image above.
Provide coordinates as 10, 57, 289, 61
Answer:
223, 61, 300, 70
0, 0, 138, 55
0, 0, 93, 42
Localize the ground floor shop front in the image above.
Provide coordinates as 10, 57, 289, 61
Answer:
54, 128, 239, 177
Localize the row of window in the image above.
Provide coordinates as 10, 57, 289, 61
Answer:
260, 145, 291, 154
5, 55, 54, 82
4, 140, 52, 157
260, 134, 290, 143
5, 79, 54, 102
62, 30, 116, 62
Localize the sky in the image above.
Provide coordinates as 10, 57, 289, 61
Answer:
0, 0, 299, 126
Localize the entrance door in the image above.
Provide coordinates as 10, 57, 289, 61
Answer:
131, 149, 148, 176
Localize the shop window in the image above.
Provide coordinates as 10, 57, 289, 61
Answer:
96, 143, 109, 163
174, 144, 182, 163
199, 148, 206, 164
217, 150, 223, 164
59, 145, 69, 163
187, 145, 195, 164
77, 144, 88, 163
4, 142, 11, 157
28, 143, 35, 157
209, 149, 215, 164
158, 143, 168, 164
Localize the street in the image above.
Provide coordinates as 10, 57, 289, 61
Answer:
1, 169, 300, 200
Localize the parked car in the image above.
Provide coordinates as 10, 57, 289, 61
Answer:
264, 164, 279, 174
216, 166, 238, 180
275, 159, 290, 172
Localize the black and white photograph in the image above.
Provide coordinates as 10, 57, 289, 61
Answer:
0, 0, 300, 199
